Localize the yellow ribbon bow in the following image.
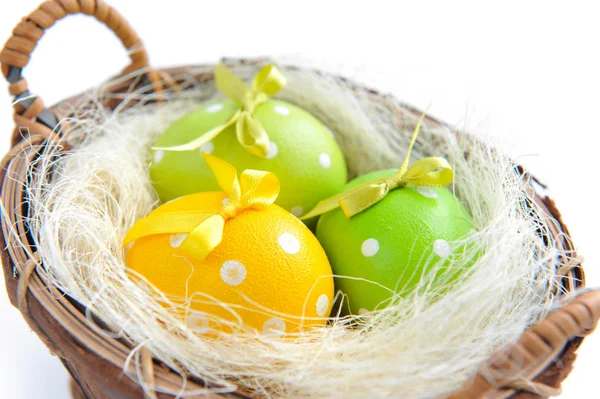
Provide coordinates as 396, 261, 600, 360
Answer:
122, 154, 280, 261
301, 112, 454, 220
153, 63, 287, 158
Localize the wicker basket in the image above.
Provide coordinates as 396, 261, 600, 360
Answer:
1, 1, 599, 398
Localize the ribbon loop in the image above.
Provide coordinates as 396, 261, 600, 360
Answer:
123, 154, 280, 261
239, 169, 280, 209
402, 157, 454, 187
215, 63, 250, 106
252, 64, 287, 97
302, 111, 455, 220
153, 63, 286, 158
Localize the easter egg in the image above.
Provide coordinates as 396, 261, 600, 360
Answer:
150, 99, 347, 223
125, 191, 334, 335
316, 169, 475, 315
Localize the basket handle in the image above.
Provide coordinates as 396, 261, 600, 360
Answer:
0, 0, 162, 143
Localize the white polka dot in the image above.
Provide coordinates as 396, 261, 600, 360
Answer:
206, 103, 224, 113
188, 313, 210, 335
316, 294, 330, 317
278, 233, 300, 255
222, 197, 230, 205
199, 141, 214, 154
274, 105, 290, 116
417, 186, 438, 199
220, 260, 247, 286
291, 206, 303, 217
433, 239, 451, 258
262, 317, 286, 336
358, 308, 370, 315
318, 153, 331, 169
170, 233, 188, 248
153, 150, 165, 163
361, 238, 379, 257
265, 141, 278, 159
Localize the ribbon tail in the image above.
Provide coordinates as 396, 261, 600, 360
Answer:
398, 110, 429, 174
301, 187, 362, 220
338, 183, 389, 218
236, 111, 270, 157
152, 111, 240, 152
300, 197, 343, 220
402, 157, 454, 187
180, 214, 226, 261
301, 179, 389, 220
122, 212, 216, 247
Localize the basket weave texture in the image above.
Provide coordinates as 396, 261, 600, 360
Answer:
1, 1, 599, 398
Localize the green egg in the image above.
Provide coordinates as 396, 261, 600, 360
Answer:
316, 169, 476, 314
150, 99, 347, 225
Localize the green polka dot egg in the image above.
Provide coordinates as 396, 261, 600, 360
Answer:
303, 118, 476, 314
150, 64, 347, 223
315, 170, 475, 314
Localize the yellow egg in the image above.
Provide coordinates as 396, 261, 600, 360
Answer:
125, 191, 334, 336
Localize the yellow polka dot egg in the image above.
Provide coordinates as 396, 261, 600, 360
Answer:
124, 154, 334, 336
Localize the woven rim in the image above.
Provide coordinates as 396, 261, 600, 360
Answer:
1, 2, 599, 399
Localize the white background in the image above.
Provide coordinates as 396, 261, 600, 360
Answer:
1, 1, 598, 398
